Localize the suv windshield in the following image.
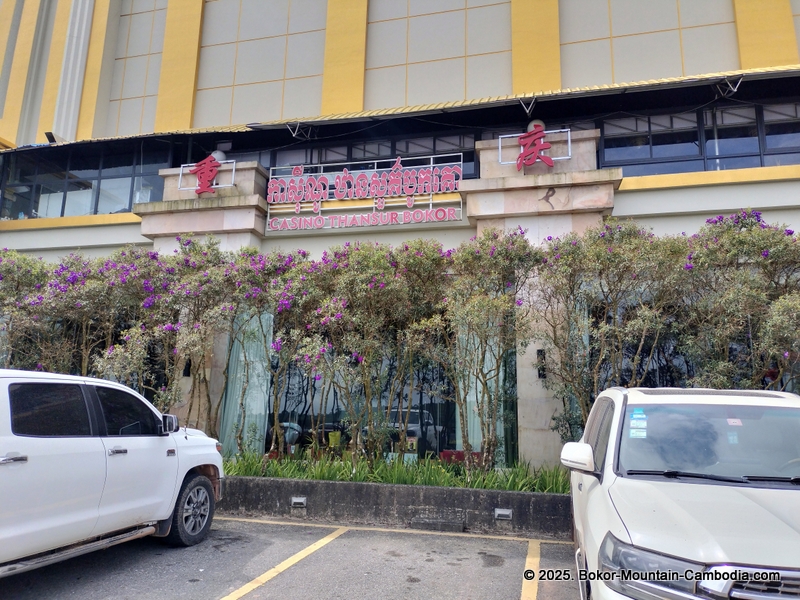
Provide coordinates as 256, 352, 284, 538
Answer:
618, 403, 800, 480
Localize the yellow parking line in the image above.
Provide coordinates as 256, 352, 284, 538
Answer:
219, 527, 349, 600
216, 515, 572, 544
521, 540, 541, 600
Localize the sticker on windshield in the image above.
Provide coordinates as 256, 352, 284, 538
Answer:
727, 431, 739, 444
727, 418, 742, 426
629, 429, 647, 439
630, 419, 647, 429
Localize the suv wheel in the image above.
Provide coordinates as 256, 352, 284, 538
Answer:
165, 474, 215, 546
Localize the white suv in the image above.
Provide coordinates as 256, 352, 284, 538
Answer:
561, 387, 800, 600
0, 370, 224, 577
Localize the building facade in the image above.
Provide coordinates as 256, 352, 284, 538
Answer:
2, 0, 800, 464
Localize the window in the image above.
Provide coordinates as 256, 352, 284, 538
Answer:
600, 104, 800, 176
0, 139, 173, 220
9, 383, 91, 437
95, 386, 158, 436
593, 404, 615, 472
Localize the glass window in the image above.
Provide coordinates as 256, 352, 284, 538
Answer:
100, 144, 135, 177
603, 117, 649, 161
764, 152, 800, 167
436, 135, 474, 152
9, 383, 91, 437
650, 113, 699, 158
314, 146, 347, 163
138, 139, 171, 173
5, 153, 38, 185
276, 148, 309, 166
618, 403, 800, 479
593, 405, 615, 471
396, 137, 434, 156
2, 184, 34, 220
96, 177, 132, 214
764, 103, 800, 150
707, 155, 761, 171
621, 160, 704, 177
34, 180, 65, 218
63, 180, 97, 216
67, 145, 102, 179
352, 141, 391, 159
133, 174, 164, 204
95, 386, 158, 436
704, 107, 759, 156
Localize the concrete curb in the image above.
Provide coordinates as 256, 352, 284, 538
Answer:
218, 476, 572, 540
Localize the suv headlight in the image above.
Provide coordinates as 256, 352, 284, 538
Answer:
598, 533, 704, 598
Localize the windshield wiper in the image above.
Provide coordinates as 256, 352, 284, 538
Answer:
742, 475, 800, 485
624, 469, 750, 484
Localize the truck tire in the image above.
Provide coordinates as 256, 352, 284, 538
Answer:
164, 474, 215, 546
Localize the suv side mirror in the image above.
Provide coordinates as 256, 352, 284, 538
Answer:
560, 442, 596, 473
161, 414, 179, 434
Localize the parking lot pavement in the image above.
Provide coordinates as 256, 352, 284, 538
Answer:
0, 515, 578, 600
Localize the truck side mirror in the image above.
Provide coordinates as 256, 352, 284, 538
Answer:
161, 414, 179, 434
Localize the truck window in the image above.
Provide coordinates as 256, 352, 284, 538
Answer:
95, 386, 158, 436
9, 383, 91, 437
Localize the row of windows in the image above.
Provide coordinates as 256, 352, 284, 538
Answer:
598, 103, 800, 176
0, 139, 172, 221
3, 101, 800, 220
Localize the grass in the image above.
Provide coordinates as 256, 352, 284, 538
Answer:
223, 451, 571, 494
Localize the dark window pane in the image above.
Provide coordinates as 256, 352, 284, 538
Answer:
652, 129, 700, 158
138, 139, 171, 173
96, 177, 132, 214
620, 160, 704, 176
765, 121, 800, 150
707, 155, 761, 170
95, 386, 158, 436
68, 145, 102, 179
764, 153, 800, 167
352, 141, 391, 160
396, 138, 434, 156
705, 126, 760, 155
100, 145, 135, 178
5, 153, 38, 185
2, 184, 34, 220
10, 383, 90, 437
604, 135, 650, 161
64, 180, 98, 216
133, 174, 164, 204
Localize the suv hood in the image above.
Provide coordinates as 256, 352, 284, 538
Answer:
609, 477, 800, 568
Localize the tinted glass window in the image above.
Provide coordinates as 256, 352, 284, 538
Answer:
9, 383, 91, 436
593, 405, 615, 471
95, 386, 157, 436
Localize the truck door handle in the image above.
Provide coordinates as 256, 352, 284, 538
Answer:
0, 455, 28, 465
108, 447, 128, 456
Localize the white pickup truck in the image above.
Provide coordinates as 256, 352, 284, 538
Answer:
0, 369, 224, 578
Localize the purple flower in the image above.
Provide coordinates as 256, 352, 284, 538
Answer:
515, 299, 523, 306
784, 351, 790, 359
314, 374, 322, 381
786, 229, 794, 236
761, 249, 769, 258
684, 263, 694, 271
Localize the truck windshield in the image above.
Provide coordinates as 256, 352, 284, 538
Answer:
618, 403, 800, 480
389, 411, 419, 425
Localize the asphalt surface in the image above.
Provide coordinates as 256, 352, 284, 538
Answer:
0, 515, 578, 600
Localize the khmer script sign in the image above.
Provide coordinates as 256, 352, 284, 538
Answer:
266, 155, 463, 232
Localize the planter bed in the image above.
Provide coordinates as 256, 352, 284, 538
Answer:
218, 476, 572, 539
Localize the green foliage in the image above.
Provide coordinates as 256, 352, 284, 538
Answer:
222, 452, 571, 494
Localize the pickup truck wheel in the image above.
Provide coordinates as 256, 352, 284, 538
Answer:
165, 474, 215, 546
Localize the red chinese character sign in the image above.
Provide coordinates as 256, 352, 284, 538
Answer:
189, 155, 221, 195
517, 124, 554, 170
